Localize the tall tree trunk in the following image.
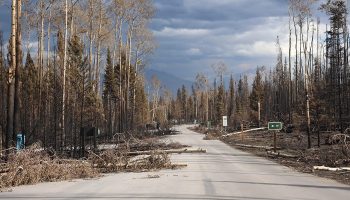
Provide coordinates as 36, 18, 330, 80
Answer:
14, 0, 22, 146
293, 15, 298, 106
112, 19, 120, 69
38, 0, 44, 142
0, 30, 5, 151
6, 0, 17, 153
300, 22, 303, 97
44, 7, 52, 149
125, 26, 133, 130
132, 49, 139, 128
88, 0, 94, 80
95, 1, 102, 93
118, 20, 123, 133
288, 11, 292, 123
62, 0, 68, 150
206, 88, 209, 122
303, 17, 311, 149
47, 8, 51, 67
70, 0, 75, 36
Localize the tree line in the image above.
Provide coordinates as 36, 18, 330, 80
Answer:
1, 0, 348, 153
0, 0, 155, 155
158, 0, 349, 149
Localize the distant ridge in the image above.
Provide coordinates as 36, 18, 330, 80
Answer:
144, 69, 194, 96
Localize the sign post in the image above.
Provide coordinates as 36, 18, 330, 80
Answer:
268, 122, 283, 152
240, 123, 244, 142
222, 116, 227, 132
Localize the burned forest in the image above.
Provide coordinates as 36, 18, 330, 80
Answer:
1, 0, 350, 194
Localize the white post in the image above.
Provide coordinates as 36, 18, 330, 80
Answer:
258, 101, 261, 128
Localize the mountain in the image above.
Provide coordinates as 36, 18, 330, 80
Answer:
144, 69, 194, 96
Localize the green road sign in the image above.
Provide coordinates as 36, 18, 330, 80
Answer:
268, 122, 283, 130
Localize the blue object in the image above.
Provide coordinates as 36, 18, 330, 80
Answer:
16, 133, 25, 150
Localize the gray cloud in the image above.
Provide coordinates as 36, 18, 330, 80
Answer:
0, 0, 335, 82
150, 0, 292, 81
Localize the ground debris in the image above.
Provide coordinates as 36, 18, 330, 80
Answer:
313, 166, 350, 171
203, 132, 222, 140
126, 148, 206, 156
0, 137, 193, 191
147, 174, 160, 179
0, 143, 98, 190
89, 149, 172, 173
266, 151, 298, 158
234, 143, 281, 150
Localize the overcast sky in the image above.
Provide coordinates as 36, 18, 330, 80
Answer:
0, 0, 346, 81
149, 0, 334, 81
149, 0, 289, 80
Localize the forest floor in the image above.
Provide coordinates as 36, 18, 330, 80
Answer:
191, 126, 350, 185
0, 129, 191, 191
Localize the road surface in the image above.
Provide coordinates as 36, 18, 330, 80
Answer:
1, 125, 350, 200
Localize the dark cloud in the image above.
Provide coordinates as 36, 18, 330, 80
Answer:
149, 0, 292, 81
0, 0, 338, 82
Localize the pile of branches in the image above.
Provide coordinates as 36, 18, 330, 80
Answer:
126, 138, 187, 152
88, 150, 171, 173
0, 143, 98, 189
0, 141, 181, 190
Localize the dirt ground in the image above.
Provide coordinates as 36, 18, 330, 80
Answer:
192, 126, 350, 185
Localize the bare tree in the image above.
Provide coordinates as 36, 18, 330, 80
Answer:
61, 0, 68, 149
195, 73, 209, 122
6, 0, 17, 152
150, 75, 160, 122
13, 0, 22, 147
211, 61, 228, 83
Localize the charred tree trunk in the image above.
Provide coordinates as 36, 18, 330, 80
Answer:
13, 0, 22, 146
6, 0, 17, 153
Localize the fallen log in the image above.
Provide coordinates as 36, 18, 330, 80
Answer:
266, 151, 298, 158
0, 167, 9, 174
233, 144, 281, 150
0, 163, 9, 174
313, 165, 350, 171
222, 127, 268, 137
96, 163, 187, 170
127, 148, 206, 156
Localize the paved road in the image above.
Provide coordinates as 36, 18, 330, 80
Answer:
1, 125, 350, 200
